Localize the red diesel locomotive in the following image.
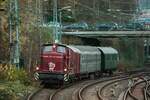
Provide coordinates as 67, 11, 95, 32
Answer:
34, 43, 119, 84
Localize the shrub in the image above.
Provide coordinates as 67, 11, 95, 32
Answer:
0, 81, 29, 100
16, 68, 31, 85
0, 64, 8, 80
0, 89, 15, 100
0, 64, 31, 85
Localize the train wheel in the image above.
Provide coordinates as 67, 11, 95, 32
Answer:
69, 77, 75, 83
108, 70, 113, 76
96, 72, 101, 78
89, 74, 95, 80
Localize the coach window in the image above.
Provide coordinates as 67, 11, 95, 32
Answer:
57, 46, 66, 53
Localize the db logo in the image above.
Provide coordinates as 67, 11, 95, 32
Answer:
48, 62, 55, 71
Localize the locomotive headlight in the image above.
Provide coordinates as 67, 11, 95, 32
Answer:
36, 67, 39, 70
52, 45, 56, 49
64, 68, 67, 72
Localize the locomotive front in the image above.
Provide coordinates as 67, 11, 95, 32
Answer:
34, 44, 69, 84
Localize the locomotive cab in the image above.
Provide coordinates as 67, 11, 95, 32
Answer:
35, 44, 69, 83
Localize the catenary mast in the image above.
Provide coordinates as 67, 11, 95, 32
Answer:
53, 0, 59, 43
9, 0, 20, 68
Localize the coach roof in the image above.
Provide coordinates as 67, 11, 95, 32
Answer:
98, 47, 118, 54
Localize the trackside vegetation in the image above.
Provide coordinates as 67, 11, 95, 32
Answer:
0, 64, 34, 100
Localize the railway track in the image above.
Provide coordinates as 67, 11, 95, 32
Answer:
127, 79, 143, 100
49, 80, 89, 100
144, 77, 149, 100
78, 74, 130, 100
78, 72, 150, 100
49, 87, 65, 100
97, 77, 130, 100
123, 76, 150, 100
27, 88, 55, 100
27, 80, 91, 100
145, 84, 150, 99
27, 70, 150, 100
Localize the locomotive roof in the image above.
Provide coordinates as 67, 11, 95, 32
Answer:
42, 43, 98, 53
98, 47, 118, 54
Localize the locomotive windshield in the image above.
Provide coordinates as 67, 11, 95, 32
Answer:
42, 45, 66, 53
43, 46, 52, 52
57, 46, 66, 53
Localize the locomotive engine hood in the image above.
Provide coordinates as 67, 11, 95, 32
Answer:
39, 44, 67, 73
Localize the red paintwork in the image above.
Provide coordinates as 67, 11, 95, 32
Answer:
39, 44, 66, 73
67, 49, 80, 74
41, 52, 65, 72
38, 44, 80, 76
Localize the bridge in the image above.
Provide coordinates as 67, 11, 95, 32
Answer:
63, 31, 150, 38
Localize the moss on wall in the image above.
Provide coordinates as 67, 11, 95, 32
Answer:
62, 36, 145, 70
99, 38, 144, 70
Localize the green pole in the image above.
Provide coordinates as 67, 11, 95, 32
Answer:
53, 0, 59, 43
14, 0, 20, 68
